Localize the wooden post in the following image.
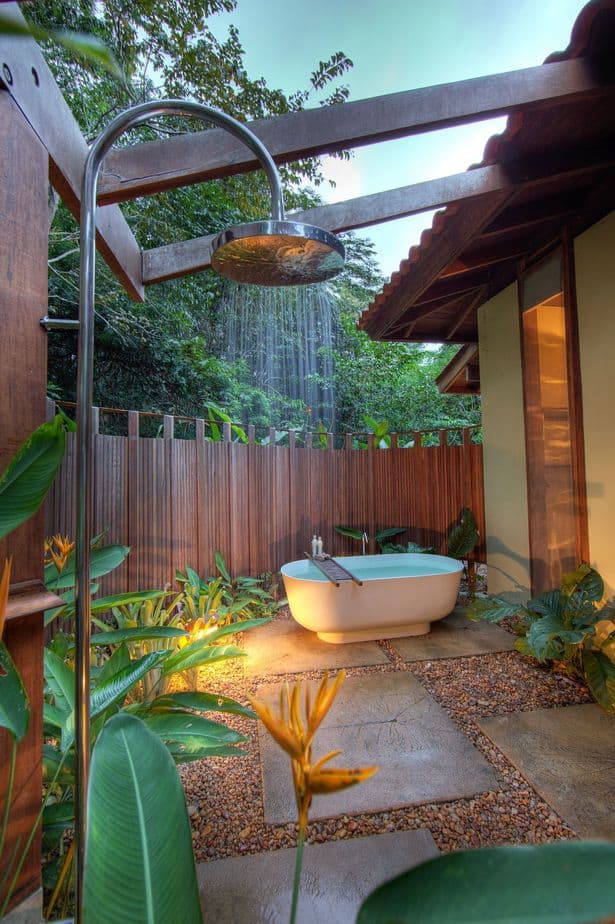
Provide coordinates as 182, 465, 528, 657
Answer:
0, 92, 49, 914
127, 411, 141, 590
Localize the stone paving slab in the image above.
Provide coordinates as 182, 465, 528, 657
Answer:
479, 704, 615, 838
197, 829, 438, 923
390, 608, 516, 662
259, 672, 496, 823
243, 616, 389, 676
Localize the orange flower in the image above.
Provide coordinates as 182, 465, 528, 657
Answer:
249, 671, 378, 830
44, 534, 75, 574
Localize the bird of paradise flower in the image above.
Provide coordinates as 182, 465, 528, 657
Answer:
249, 669, 378, 923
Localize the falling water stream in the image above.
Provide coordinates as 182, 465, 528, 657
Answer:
215, 283, 338, 429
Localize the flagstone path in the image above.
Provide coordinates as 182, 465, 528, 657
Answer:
186, 605, 612, 923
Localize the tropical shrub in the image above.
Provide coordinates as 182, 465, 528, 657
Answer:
0, 415, 73, 915
176, 549, 282, 625
468, 563, 615, 713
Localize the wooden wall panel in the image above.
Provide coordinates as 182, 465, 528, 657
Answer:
45, 419, 485, 590
0, 94, 48, 911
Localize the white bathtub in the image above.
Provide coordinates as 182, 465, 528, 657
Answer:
281, 553, 463, 644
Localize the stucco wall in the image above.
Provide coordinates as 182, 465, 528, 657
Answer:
574, 211, 615, 600
478, 284, 531, 599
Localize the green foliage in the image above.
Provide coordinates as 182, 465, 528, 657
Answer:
0, 7, 123, 79
176, 551, 282, 625
469, 563, 615, 712
0, 641, 30, 743
447, 507, 479, 560
357, 840, 615, 924
0, 414, 72, 540
83, 712, 203, 924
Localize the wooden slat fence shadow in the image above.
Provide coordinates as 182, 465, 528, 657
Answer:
45, 401, 485, 592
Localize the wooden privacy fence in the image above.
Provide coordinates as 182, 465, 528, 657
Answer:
45, 401, 485, 594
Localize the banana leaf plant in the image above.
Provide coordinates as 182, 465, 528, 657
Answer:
0, 415, 73, 913
83, 712, 203, 924
358, 841, 615, 924
468, 563, 615, 713
41, 616, 269, 860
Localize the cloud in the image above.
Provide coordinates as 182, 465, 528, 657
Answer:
319, 154, 363, 203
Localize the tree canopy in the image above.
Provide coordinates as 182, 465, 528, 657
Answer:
32, 0, 480, 434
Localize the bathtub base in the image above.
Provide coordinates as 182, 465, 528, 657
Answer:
317, 621, 431, 644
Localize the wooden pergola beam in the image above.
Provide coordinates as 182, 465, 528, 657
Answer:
143, 138, 615, 286
98, 57, 609, 205
142, 164, 507, 284
0, 5, 144, 300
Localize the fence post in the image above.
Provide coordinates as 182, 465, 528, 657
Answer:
127, 412, 140, 590
163, 415, 174, 439
344, 432, 353, 450
46, 397, 56, 421
367, 433, 375, 552
223, 421, 232, 442
305, 431, 313, 449
326, 432, 334, 450
247, 424, 255, 444
268, 427, 276, 446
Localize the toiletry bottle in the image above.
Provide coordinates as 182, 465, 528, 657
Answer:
317, 535, 323, 556
311, 535, 319, 557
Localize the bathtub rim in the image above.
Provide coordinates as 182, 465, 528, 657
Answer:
280, 552, 464, 584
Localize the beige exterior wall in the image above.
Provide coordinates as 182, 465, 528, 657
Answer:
478, 284, 531, 599
574, 211, 615, 599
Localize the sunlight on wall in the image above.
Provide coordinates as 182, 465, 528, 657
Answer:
478, 284, 530, 600
575, 211, 615, 600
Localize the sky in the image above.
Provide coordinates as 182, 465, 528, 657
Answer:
210, 0, 586, 279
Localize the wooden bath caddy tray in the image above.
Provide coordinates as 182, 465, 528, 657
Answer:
304, 553, 363, 587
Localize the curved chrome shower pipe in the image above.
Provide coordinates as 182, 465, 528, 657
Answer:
74, 99, 302, 920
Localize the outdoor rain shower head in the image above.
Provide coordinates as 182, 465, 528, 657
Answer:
211, 219, 345, 286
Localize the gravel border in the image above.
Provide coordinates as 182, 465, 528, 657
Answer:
179, 605, 592, 863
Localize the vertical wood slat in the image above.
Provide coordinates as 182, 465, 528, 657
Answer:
0, 93, 49, 911
45, 422, 485, 585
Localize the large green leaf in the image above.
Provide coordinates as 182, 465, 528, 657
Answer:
140, 710, 247, 762
561, 564, 604, 603
43, 800, 75, 842
44, 648, 74, 714
195, 615, 272, 647
334, 525, 364, 540
62, 651, 170, 750
163, 642, 245, 675
45, 544, 130, 590
526, 614, 586, 661
527, 589, 564, 621
582, 649, 615, 713
0, 416, 67, 540
467, 595, 522, 623
83, 713, 203, 924
447, 507, 479, 559
149, 691, 255, 719
214, 550, 232, 583
54, 590, 163, 626
375, 527, 406, 543
97, 642, 131, 685
357, 841, 615, 924
0, 640, 30, 741
88, 626, 188, 647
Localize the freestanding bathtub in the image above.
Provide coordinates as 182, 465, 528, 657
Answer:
281, 553, 463, 644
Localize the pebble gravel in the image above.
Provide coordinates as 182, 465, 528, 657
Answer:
179, 597, 593, 864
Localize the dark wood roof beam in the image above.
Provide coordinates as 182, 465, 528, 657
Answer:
479, 191, 585, 239
98, 58, 612, 204
445, 288, 490, 341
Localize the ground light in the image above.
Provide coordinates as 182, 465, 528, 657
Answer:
73, 98, 345, 922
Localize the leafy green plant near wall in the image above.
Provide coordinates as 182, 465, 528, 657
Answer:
468, 562, 615, 713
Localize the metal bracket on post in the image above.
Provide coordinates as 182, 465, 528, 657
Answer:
40, 316, 80, 331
